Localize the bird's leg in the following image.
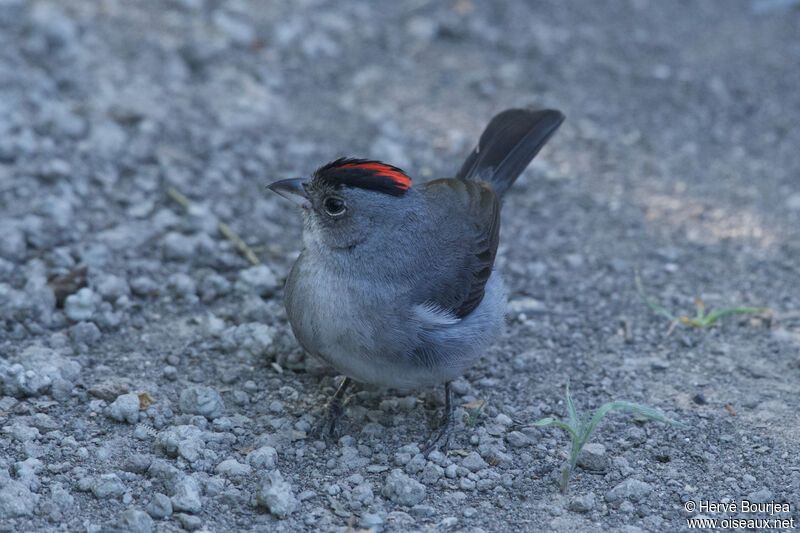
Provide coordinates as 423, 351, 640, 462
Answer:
423, 381, 455, 457
310, 376, 351, 441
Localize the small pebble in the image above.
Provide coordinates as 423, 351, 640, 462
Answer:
692, 393, 708, 405
163, 366, 178, 380
109, 393, 140, 424
116, 509, 153, 533
569, 492, 596, 513
171, 476, 202, 513
577, 442, 607, 472
215, 459, 252, 477
247, 446, 278, 470
179, 386, 224, 420
69, 321, 101, 345
255, 470, 298, 519
91, 473, 125, 499
146, 493, 173, 519
64, 287, 96, 322
176, 513, 203, 531
505, 431, 531, 448
382, 469, 426, 506
605, 478, 652, 504
461, 452, 488, 472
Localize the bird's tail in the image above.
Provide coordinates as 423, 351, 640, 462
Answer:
456, 108, 565, 198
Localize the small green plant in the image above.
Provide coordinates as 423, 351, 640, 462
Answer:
635, 273, 770, 333
464, 400, 486, 428
530, 382, 684, 493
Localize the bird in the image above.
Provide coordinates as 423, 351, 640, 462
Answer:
267, 108, 565, 454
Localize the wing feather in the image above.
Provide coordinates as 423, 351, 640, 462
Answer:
417, 179, 500, 319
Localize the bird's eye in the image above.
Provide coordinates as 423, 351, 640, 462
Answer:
323, 197, 346, 216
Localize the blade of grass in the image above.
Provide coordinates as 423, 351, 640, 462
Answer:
694, 297, 706, 320
565, 381, 579, 430
635, 272, 678, 322
636, 272, 771, 329
529, 418, 578, 439
698, 307, 771, 327
587, 401, 685, 436
466, 400, 486, 427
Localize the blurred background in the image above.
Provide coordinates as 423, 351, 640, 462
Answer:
1, 0, 798, 257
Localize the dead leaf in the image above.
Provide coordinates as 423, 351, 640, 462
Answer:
461, 399, 485, 410
137, 392, 156, 410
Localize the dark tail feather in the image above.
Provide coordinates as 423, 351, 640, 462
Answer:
456, 108, 565, 198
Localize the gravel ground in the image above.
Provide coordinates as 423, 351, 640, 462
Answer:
1, 1, 799, 532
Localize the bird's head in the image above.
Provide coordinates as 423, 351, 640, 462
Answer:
268, 158, 417, 252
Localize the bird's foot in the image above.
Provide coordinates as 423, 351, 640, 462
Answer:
423, 381, 455, 457
309, 377, 350, 442
310, 408, 345, 442
423, 416, 454, 457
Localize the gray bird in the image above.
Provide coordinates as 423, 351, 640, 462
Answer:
268, 108, 564, 453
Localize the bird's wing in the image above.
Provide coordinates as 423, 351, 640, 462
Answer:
414, 178, 500, 319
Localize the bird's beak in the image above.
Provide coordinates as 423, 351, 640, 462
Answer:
267, 178, 311, 209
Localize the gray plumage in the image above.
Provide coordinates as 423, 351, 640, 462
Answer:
284, 183, 506, 389
275, 108, 564, 390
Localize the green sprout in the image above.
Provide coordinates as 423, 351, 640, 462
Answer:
635, 273, 770, 332
530, 382, 684, 493
465, 400, 486, 428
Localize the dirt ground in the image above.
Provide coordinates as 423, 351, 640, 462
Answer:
0, 1, 798, 531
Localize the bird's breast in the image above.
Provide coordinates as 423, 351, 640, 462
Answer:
284, 253, 399, 372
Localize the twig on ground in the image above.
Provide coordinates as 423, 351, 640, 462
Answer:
167, 185, 260, 265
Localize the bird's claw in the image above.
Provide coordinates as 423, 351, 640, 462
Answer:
310, 377, 349, 442
423, 418, 454, 457
423, 381, 455, 457
310, 412, 344, 442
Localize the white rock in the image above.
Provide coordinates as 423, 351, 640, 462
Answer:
64, 287, 96, 322
109, 393, 140, 424
91, 473, 125, 499
171, 476, 202, 513
605, 478, 652, 504
461, 452, 488, 472
0, 474, 39, 518
179, 386, 224, 420
255, 470, 298, 519
382, 469, 425, 506
247, 446, 278, 470
215, 459, 252, 477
